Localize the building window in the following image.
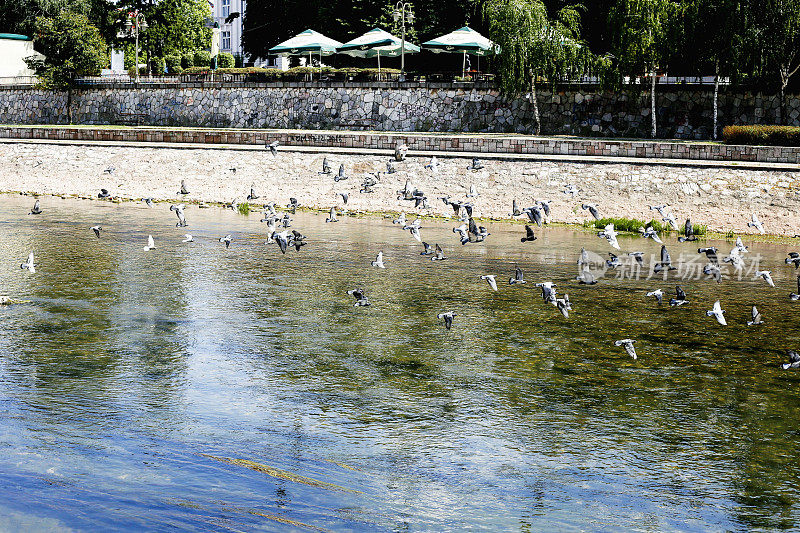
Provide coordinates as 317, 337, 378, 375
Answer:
222, 31, 231, 50
221, 0, 230, 18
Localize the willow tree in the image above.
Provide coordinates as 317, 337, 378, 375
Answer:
483, 0, 588, 135
608, 0, 679, 138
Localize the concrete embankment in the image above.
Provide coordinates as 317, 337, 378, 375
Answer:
1, 129, 799, 235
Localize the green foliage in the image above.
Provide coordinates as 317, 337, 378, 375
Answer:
722, 125, 800, 146
149, 56, 165, 74
115, 0, 212, 59
218, 52, 235, 68
193, 50, 212, 68
237, 202, 251, 215
25, 12, 108, 90
591, 217, 669, 233
165, 54, 183, 74
181, 52, 195, 69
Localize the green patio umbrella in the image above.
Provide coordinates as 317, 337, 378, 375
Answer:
269, 29, 343, 79
338, 28, 420, 77
421, 26, 498, 77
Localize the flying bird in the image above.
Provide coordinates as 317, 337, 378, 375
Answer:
371, 251, 385, 268
781, 350, 800, 370
347, 288, 370, 307
669, 285, 688, 306
653, 245, 677, 273
29, 199, 42, 215
748, 213, 764, 234
755, 270, 775, 287
267, 140, 279, 156
394, 143, 408, 161
91, 225, 102, 238
480, 275, 498, 292
468, 158, 484, 171
320, 157, 332, 174
98, 188, 111, 199
143, 235, 155, 251
597, 223, 620, 250
437, 311, 456, 329
615, 339, 637, 360
747, 306, 763, 326
182, 234, 194, 243
582, 203, 600, 220
509, 266, 526, 285
179, 180, 190, 195
335, 164, 348, 182
219, 235, 232, 248
20, 252, 35, 273
247, 185, 260, 201
677, 218, 698, 242
706, 300, 727, 325
646, 289, 663, 304
431, 244, 446, 261
326, 207, 338, 223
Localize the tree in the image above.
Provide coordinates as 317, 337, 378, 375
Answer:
608, 0, 680, 138
24, 12, 108, 123
745, 0, 800, 124
483, 0, 589, 134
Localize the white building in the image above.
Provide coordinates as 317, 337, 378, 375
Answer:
0, 33, 44, 80
210, 0, 287, 69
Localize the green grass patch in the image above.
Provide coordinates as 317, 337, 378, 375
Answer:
586, 217, 670, 233
237, 202, 250, 215
722, 125, 800, 146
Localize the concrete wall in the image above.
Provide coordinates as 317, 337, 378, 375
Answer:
1, 84, 799, 139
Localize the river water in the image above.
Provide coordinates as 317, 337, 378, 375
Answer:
1, 193, 800, 531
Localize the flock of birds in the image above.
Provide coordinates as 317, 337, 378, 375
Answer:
14, 141, 800, 368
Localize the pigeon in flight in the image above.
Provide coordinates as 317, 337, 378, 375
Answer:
320, 157, 331, 174
339, 192, 349, 205
509, 266, 526, 285
563, 184, 578, 197
677, 218, 698, 242
748, 213, 764, 234
29, 199, 42, 215
662, 211, 679, 231
615, 339, 637, 359
386, 161, 396, 174
466, 184, 479, 198
347, 288, 370, 307
424, 156, 439, 172
437, 311, 456, 329
393, 212, 406, 225
20, 252, 35, 273
782, 350, 800, 369
536, 282, 557, 303
747, 305, 763, 326
786, 252, 800, 269
606, 253, 621, 269
468, 158, 484, 171
698, 247, 719, 265
582, 203, 600, 220
371, 252, 385, 268
555, 294, 571, 318
628, 252, 644, 266
510, 199, 522, 217
646, 289, 663, 304
733, 236, 748, 254
703, 263, 722, 283
420, 242, 435, 256
791, 275, 800, 300
326, 207, 338, 223
179, 180, 190, 195
394, 143, 408, 161
335, 164, 348, 182
576, 267, 597, 285
267, 140, 279, 156
170, 204, 188, 227
523, 206, 543, 227
247, 185, 260, 201
755, 270, 775, 287
219, 235, 232, 248
706, 300, 727, 325
431, 244, 446, 261
143, 235, 155, 251
480, 275, 498, 291
98, 188, 111, 199
142, 197, 154, 208
182, 234, 193, 243
597, 223, 620, 250
91, 225, 102, 238
653, 245, 677, 273
669, 285, 688, 306
639, 225, 663, 243
103, 166, 115, 174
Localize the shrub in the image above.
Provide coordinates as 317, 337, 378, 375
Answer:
149, 56, 165, 75
193, 50, 212, 68
218, 52, 235, 68
237, 202, 250, 215
722, 125, 800, 146
591, 217, 670, 233
165, 54, 182, 74
233, 53, 244, 68
181, 52, 194, 69
182, 66, 210, 74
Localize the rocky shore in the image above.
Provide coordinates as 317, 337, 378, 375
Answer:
2, 139, 799, 235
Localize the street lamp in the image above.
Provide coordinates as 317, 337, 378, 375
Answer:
123, 10, 147, 83
392, 1, 413, 76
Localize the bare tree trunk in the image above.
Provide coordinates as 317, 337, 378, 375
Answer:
651, 70, 657, 138
713, 60, 719, 140
780, 68, 787, 125
530, 75, 541, 135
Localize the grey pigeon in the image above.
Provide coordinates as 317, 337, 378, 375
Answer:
437, 311, 456, 329
615, 339, 637, 360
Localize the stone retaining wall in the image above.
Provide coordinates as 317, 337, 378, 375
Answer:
2, 84, 800, 139
2, 125, 800, 166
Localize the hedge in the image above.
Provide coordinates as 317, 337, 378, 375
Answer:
193, 50, 212, 68
181, 52, 194, 69
218, 52, 235, 68
165, 54, 182, 74
149, 57, 165, 75
722, 125, 800, 146
179, 66, 401, 82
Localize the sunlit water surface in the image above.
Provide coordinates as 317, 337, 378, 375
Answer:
1, 194, 800, 532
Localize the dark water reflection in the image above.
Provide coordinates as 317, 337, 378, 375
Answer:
1, 194, 800, 531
